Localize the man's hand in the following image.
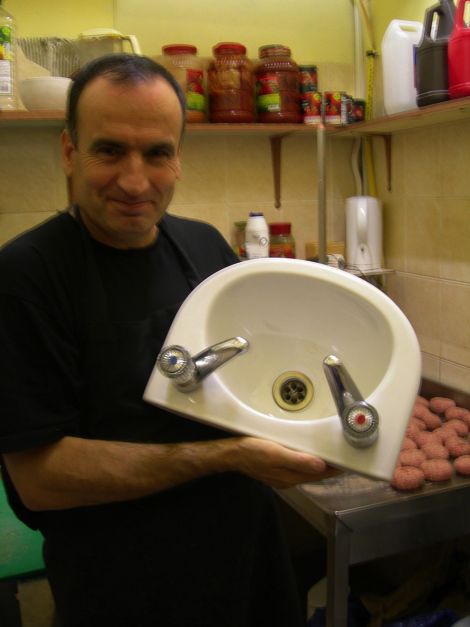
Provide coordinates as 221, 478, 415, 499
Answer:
225, 437, 340, 488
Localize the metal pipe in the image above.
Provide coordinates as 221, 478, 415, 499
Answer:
317, 123, 327, 264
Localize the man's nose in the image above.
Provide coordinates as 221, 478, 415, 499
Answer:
117, 154, 150, 196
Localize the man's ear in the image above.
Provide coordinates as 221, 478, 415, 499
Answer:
61, 129, 75, 177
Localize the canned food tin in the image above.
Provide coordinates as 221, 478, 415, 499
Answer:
351, 98, 366, 123
323, 91, 349, 125
302, 91, 322, 125
299, 65, 318, 93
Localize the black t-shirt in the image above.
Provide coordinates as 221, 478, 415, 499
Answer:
0, 210, 238, 525
0, 210, 305, 627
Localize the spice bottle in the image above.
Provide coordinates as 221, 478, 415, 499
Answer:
208, 42, 254, 123
255, 45, 301, 123
269, 223, 296, 258
161, 44, 206, 122
245, 212, 269, 259
0, 0, 17, 110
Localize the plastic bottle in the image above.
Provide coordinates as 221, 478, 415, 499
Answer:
0, 0, 17, 110
269, 222, 296, 258
381, 20, 423, 115
245, 212, 269, 259
449, 0, 470, 99
415, 0, 456, 107
160, 44, 206, 123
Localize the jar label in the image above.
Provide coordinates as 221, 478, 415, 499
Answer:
269, 243, 295, 258
186, 69, 206, 112
0, 60, 12, 95
0, 26, 13, 59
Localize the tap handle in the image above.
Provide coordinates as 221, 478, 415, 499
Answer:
157, 345, 196, 385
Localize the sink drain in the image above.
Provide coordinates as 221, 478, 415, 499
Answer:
272, 371, 314, 411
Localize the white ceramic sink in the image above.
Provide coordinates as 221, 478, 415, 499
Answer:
144, 258, 421, 480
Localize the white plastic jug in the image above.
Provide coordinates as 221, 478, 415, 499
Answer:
345, 196, 383, 271
381, 20, 423, 115
78, 28, 142, 67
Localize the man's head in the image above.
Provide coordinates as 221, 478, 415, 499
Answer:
66, 53, 186, 146
62, 54, 186, 249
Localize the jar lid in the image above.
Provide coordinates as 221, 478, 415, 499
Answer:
213, 42, 247, 55
259, 44, 291, 58
162, 44, 198, 55
269, 222, 292, 235
299, 65, 317, 71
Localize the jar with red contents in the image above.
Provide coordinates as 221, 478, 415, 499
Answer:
256, 45, 302, 123
160, 44, 206, 123
269, 222, 296, 258
208, 42, 255, 123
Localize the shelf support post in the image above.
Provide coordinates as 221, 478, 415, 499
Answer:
317, 123, 327, 264
270, 133, 290, 209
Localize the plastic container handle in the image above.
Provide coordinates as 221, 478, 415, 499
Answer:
455, 0, 469, 29
423, 5, 440, 39
126, 35, 142, 55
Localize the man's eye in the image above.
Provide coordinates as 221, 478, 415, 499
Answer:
148, 148, 173, 159
98, 146, 121, 157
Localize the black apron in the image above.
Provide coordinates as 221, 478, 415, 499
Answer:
42, 213, 304, 627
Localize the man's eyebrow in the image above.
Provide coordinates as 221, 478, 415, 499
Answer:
89, 138, 125, 151
89, 138, 176, 155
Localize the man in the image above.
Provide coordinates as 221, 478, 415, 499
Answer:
0, 54, 333, 627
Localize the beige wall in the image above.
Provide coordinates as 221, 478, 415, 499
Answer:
3, 0, 470, 394
374, 120, 470, 394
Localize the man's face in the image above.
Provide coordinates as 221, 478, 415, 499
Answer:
62, 75, 183, 249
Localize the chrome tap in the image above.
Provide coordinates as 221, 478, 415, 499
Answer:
157, 336, 249, 392
323, 354, 379, 448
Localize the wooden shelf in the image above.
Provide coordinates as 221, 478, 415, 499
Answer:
333, 96, 470, 137
3, 96, 470, 135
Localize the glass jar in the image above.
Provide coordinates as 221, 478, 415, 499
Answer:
269, 222, 296, 258
208, 42, 255, 123
161, 44, 206, 123
256, 45, 302, 123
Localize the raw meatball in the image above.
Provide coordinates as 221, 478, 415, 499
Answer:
421, 442, 449, 460
391, 466, 425, 491
405, 423, 421, 441
401, 436, 417, 450
421, 459, 453, 482
454, 455, 470, 476
415, 395, 429, 407
408, 416, 426, 431
399, 449, 426, 467
432, 427, 453, 444
429, 396, 456, 414
412, 403, 430, 421
421, 411, 442, 431
445, 406, 470, 421
415, 431, 440, 448
445, 435, 470, 458
443, 418, 469, 437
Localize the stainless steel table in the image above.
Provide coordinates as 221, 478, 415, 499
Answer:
281, 473, 470, 627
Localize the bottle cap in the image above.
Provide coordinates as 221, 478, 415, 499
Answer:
213, 42, 247, 56
269, 222, 291, 235
162, 44, 198, 55
249, 211, 264, 217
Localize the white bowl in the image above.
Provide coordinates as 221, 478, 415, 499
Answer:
19, 77, 72, 111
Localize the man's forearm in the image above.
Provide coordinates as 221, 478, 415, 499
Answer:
3, 436, 233, 511
3, 434, 334, 512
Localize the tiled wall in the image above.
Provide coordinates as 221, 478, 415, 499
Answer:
2, 119, 469, 394
375, 119, 470, 394
0, 127, 356, 258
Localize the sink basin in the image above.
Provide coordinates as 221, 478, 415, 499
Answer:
144, 258, 421, 480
